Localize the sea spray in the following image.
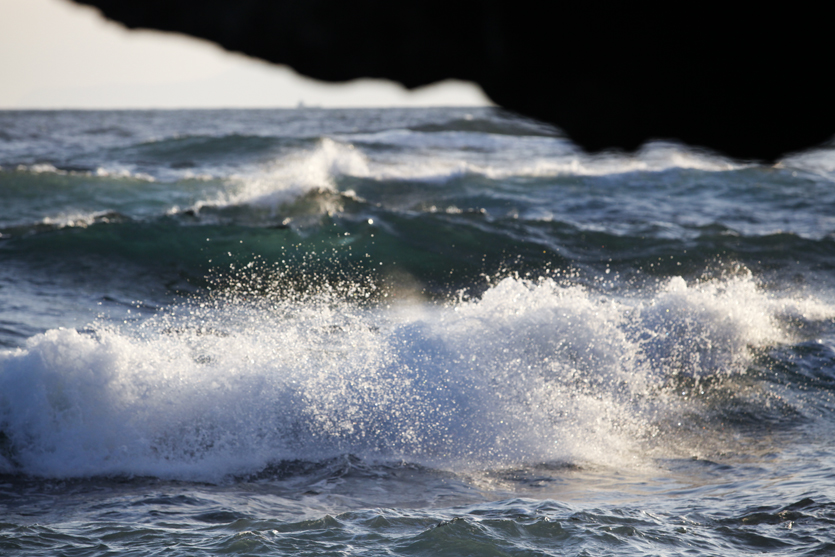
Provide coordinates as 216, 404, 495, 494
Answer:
2, 269, 825, 480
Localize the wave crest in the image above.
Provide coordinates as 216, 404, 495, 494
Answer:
1, 274, 829, 480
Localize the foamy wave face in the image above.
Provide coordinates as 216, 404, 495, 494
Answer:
0, 275, 826, 479
202, 138, 370, 214
38, 210, 131, 229
781, 146, 835, 179
12, 163, 158, 182
187, 135, 741, 220
340, 132, 740, 183
636, 276, 783, 378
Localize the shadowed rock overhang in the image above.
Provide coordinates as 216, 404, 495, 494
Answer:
71, 1, 833, 161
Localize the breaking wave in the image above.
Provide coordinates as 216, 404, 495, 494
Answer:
1, 273, 829, 480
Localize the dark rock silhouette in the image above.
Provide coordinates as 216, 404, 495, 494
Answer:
71, 1, 833, 161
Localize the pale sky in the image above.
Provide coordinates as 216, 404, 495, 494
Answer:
0, 0, 492, 109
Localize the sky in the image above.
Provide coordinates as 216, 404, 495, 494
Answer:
0, 0, 492, 109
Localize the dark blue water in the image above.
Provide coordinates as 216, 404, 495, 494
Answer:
2, 108, 835, 555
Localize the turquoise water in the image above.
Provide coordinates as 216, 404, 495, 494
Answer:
2, 108, 835, 555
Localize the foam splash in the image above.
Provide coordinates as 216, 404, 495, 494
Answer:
206, 138, 369, 213
0, 274, 828, 480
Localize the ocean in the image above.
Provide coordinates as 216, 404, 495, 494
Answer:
1, 107, 834, 555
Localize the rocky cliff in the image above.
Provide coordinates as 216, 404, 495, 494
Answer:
71, 1, 833, 161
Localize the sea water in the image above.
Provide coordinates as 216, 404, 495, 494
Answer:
1, 108, 834, 555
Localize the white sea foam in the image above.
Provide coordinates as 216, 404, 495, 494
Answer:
2, 273, 828, 480
12, 163, 158, 182
93, 167, 156, 182
202, 138, 369, 214
339, 132, 741, 182
187, 135, 742, 218
781, 146, 835, 179
483, 142, 740, 178
38, 210, 128, 229
16, 163, 63, 174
